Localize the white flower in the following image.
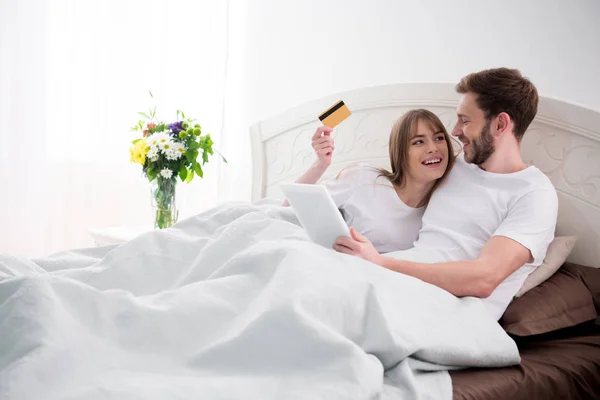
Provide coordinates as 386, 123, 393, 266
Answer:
153, 132, 172, 151
147, 147, 159, 161
171, 142, 185, 155
160, 168, 173, 179
146, 133, 161, 149
165, 148, 180, 161
164, 142, 185, 160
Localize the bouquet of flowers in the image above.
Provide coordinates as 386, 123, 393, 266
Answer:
129, 93, 225, 229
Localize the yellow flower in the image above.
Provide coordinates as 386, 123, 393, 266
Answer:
129, 139, 149, 165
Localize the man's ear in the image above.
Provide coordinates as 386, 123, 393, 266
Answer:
495, 112, 512, 136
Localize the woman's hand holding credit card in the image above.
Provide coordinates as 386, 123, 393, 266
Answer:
311, 127, 334, 168
312, 100, 352, 168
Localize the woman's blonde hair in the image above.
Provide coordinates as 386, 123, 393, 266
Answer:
377, 109, 456, 207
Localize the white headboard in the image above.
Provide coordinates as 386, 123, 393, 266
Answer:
249, 83, 600, 268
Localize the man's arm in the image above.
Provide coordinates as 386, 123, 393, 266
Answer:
378, 236, 531, 298
335, 186, 557, 299
335, 228, 531, 298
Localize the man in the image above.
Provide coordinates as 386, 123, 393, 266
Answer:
333, 68, 559, 320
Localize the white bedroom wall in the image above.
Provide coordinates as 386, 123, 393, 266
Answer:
247, 0, 600, 124
0, 0, 234, 257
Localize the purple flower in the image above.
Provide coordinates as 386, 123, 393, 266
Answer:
168, 121, 184, 135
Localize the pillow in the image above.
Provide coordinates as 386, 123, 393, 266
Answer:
565, 262, 600, 314
515, 235, 578, 298
501, 263, 597, 336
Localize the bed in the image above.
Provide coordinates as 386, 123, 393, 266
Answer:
0, 83, 598, 400
249, 82, 600, 399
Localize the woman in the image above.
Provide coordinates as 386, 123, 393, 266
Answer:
288, 109, 456, 253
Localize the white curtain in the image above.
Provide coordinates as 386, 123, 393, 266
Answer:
0, 0, 250, 257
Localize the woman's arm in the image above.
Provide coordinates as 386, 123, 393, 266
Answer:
282, 126, 335, 206
294, 161, 330, 184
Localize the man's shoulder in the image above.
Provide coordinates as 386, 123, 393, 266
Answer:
522, 165, 557, 195
511, 167, 558, 215
446, 153, 474, 177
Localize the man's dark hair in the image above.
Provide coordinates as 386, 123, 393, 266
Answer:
456, 68, 539, 141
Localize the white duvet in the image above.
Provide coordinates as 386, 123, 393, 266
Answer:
0, 200, 519, 400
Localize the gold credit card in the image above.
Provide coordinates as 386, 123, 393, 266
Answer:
318, 100, 351, 128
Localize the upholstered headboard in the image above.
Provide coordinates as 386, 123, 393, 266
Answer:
249, 83, 600, 268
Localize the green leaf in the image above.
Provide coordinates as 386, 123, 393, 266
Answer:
202, 150, 209, 164
185, 149, 199, 163
147, 167, 157, 181
185, 151, 195, 163
186, 168, 194, 183
138, 112, 150, 119
192, 150, 198, 164
178, 167, 187, 182
132, 138, 142, 144
194, 162, 203, 178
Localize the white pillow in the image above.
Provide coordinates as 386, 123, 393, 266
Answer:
515, 235, 578, 298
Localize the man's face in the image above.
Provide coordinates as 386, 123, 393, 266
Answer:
452, 93, 495, 165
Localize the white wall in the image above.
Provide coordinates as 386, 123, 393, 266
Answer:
0, 0, 230, 257
248, 0, 600, 124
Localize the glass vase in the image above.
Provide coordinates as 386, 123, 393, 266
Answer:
150, 178, 180, 229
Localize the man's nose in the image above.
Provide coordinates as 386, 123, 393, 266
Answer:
451, 122, 461, 137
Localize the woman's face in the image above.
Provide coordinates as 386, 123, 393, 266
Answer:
406, 119, 449, 184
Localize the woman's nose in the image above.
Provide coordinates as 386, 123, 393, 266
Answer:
426, 141, 438, 153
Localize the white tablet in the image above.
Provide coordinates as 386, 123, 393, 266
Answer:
280, 183, 351, 249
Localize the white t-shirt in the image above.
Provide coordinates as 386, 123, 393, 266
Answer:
324, 164, 425, 253
387, 154, 558, 320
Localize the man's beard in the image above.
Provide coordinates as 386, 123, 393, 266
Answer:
463, 121, 495, 165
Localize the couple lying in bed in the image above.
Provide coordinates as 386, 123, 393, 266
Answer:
291, 67, 558, 320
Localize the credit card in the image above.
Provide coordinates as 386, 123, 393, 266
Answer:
318, 100, 351, 128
